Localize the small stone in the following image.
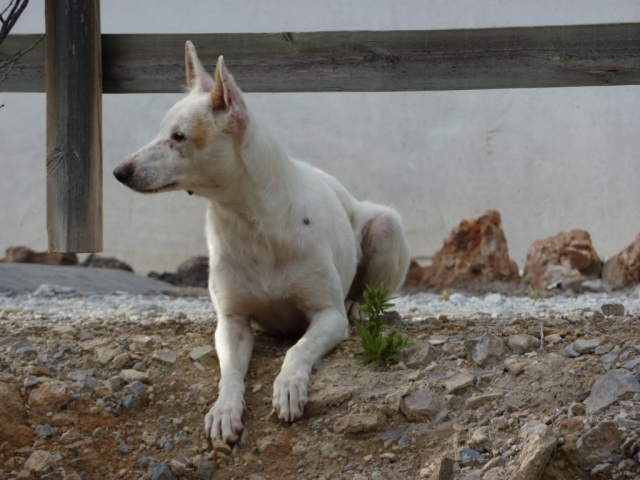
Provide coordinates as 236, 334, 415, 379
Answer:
152, 349, 177, 364
545, 333, 563, 344
196, 458, 214, 479
457, 447, 483, 466
505, 359, 529, 375
443, 373, 475, 394
122, 395, 134, 410
212, 439, 232, 455
472, 334, 504, 366
465, 392, 503, 409
190, 345, 215, 361
28, 380, 70, 411
406, 342, 441, 367
110, 352, 130, 370
34, 424, 55, 438
374, 424, 409, 441
353, 474, 368, 480
601, 303, 625, 317
586, 369, 640, 414
127, 380, 145, 396
600, 352, 619, 364
169, 460, 186, 477
81, 377, 100, 391
400, 389, 440, 421
481, 456, 507, 473
594, 344, 613, 355
119, 369, 150, 383
148, 462, 177, 480
571, 338, 601, 354
431, 457, 455, 480
576, 421, 622, 468
23, 375, 38, 388
334, 414, 381, 434
95, 344, 123, 365
24, 450, 54, 473
591, 463, 613, 475
163, 440, 173, 453
138, 457, 152, 468
558, 418, 584, 436
563, 346, 580, 358
507, 334, 539, 355
380, 452, 396, 462
622, 357, 640, 370
51, 325, 76, 336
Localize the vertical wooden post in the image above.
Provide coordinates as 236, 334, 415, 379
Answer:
45, 0, 102, 252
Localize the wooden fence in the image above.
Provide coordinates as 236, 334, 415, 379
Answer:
1, 1, 639, 252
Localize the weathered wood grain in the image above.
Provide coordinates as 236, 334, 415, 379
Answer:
1, 23, 639, 93
46, 0, 103, 252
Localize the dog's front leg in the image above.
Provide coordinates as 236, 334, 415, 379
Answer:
273, 307, 349, 422
204, 314, 253, 444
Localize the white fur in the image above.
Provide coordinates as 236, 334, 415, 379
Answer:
114, 42, 411, 444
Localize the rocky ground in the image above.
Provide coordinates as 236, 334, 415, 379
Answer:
1, 285, 640, 480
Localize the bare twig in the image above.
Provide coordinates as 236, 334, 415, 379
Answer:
0, 32, 42, 88
0, 0, 28, 45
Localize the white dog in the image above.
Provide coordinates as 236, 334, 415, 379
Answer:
114, 41, 411, 444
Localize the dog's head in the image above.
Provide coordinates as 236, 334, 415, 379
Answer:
113, 41, 248, 196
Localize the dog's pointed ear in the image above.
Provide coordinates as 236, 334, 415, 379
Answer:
185, 41, 215, 92
211, 56, 245, 113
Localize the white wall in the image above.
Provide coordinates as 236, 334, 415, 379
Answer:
2, 0, 640, 273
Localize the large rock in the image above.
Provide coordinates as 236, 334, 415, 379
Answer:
82, 254, 134, 272
404, 259, 424, 287
586, 369, 640, 415
507, 334, 539, 355
28, 380, 71, 411
405, 342, 441, 367
333, 413, 381, 434
400, 389, 440, 421
602, 233, 640, 289
516, 424, 557, 480
523, 230, 602, 290
419, 210, 519, 288
576, 421, 622, 468
176, 256, 209, 288
0, 380, 34, 447
1, 245, 77, 265
472, 333, 505, 366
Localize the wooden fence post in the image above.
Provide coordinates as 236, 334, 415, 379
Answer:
45, 0, 102, 252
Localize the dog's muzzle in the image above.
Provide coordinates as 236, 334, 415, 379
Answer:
113, 163, 134, 185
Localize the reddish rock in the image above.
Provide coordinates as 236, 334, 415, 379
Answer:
420, 210, 519, 288
1, 246, 77, 266
0, 380, 34, 448
28, 380, 71, 412
404, 259, 424, 286
176, 256, 209, 288
602, 233, 640, 289
82, 254, 133, 272
523, 230, 601, 290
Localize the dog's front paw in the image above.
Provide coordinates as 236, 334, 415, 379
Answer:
272, 371, 308, 422
204, 396, 244, 444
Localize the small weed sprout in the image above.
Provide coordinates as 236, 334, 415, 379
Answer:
353, 282, 412, 367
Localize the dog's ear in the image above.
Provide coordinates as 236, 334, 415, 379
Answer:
185, 41, 215, 92
211, 56, 248, 137
211, 56, 245, 113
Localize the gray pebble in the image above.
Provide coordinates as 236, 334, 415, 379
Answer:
35, 424, 55, 438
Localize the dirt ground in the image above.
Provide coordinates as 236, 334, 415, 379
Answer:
1, 288, 639, 480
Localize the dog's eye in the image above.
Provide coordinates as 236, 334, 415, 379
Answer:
171, 132, 186, 143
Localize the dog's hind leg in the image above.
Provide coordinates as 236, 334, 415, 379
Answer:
347, 201, 411, 305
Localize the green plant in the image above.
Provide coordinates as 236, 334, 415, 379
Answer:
354, 282, 412, 367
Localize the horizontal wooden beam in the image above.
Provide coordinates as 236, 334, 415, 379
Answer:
1, 23, 639, 93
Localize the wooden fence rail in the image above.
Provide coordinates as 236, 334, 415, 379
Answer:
2, 23, 639, 94
1, 20, 639, 253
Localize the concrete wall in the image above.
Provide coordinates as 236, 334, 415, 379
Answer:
2, 0, 640, 273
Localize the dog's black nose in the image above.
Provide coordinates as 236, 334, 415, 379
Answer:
113, 163, 133, 184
